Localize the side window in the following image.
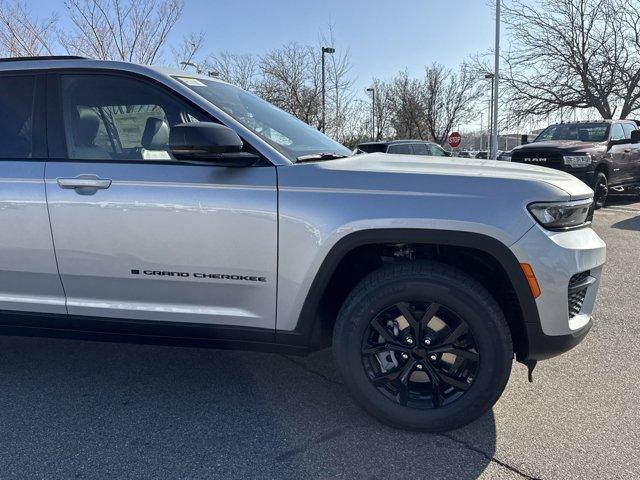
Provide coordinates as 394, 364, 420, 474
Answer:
611, 123, 625, 141
387, 144, 414, 155
0, 75, 36, 158
428, 144, 446, 156
60, 74, 209, 161
412, 143, 429, 155
622, 123, 636, 139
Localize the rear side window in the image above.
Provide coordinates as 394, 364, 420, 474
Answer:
0, 75, 36, 158
387, 144, 414, 154
356, 143, 386, 154
611, 123, 625, 141
428, 145, 446, 156
622, 123, 637, 138
412, 143, 429, 155
60, 74, 209, 161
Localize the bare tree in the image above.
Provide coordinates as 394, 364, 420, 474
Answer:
207, 51, 260, 90
387, 71, 429, 140
318, 27, 357, 143
0, 0, 57, 57
363, 78, 394, 141
172, 31, 205, 68
501, 0, 623, 120
340, 99, 374, 146
615, 0, 640, 118
423, 63, 482, 145
256, 43, 321, 127
61, 0, 184, 64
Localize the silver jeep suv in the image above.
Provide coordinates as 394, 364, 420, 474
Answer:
0, 57, 606, 432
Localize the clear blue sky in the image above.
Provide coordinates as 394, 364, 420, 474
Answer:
32, 0, 498, 93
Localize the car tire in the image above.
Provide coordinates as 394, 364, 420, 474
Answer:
332, 260, 513, 432
593, 172, 608, 209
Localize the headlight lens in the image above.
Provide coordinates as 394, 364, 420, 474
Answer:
528, 199, 593, 230
563, 154, 592, 168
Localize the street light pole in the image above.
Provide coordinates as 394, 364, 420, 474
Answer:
366, 87, 376, 140
485, 73, 494, 153
321, 47, 335, 133
491, 0, 501, 159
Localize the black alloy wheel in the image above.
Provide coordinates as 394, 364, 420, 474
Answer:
361, 301, 479, 409
333, 261, 513, 431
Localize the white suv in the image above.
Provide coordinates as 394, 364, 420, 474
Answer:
0, 56, 606, 431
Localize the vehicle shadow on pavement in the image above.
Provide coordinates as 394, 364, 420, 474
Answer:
606, 194, 640, 208
0, 337, 501, 480
611, 215, 640, 231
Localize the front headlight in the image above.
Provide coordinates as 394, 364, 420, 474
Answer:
501, 155, 511, 162
563, 154, 592, 168
528, 199, 593, 230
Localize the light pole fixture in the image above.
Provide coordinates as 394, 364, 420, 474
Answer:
180, 61, 201, 74
484, 73, 495, 154
321, 46, 335, 133
366, 87, 376, 140
491, 0, 501, 159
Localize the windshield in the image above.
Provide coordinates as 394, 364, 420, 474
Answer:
534, 123, 610, 143
176, 77, 351, 162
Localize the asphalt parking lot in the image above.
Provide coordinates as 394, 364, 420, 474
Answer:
0, 196, 639, 480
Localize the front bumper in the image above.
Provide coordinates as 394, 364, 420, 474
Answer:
511, 223, 606, 360
571, 169, 596, 188
525, 317, 592, 360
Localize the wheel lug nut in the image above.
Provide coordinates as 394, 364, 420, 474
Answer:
424, 338, 432, 345
401, 353, 409, 360
430, 354, 437, 361
416, 364, 423, 370
406, 337, 414, 345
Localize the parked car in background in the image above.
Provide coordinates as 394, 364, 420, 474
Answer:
510, 120, 640, 208
475, 151, 488, 159
497, 150, 512, 161
356, 140, 450, 157
457, 150, 471, 158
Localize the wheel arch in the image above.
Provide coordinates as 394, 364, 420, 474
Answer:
594, 161, 610, 178
276, 229, 540, 362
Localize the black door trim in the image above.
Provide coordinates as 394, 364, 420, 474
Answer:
0, 310, 306, 355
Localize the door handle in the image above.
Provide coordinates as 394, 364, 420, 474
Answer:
57, 175, 112, 190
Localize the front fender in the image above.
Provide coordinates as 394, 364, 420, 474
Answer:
275, 228, 540, 357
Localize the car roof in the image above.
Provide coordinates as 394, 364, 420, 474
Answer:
358, 140, 437, 147
546, 119, 635, 127
0, 56, 231, 85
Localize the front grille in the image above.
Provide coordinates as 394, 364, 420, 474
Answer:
568, 271, 591, 318
511, 150, 564, 169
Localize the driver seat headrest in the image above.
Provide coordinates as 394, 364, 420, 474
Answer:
141, 117, 170, 150
74, 108, 101, 146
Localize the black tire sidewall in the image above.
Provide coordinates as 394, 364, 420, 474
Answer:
333, 264, 512, 432
594, 172, 607, 209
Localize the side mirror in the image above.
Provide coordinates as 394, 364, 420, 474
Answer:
169, 122, 258, 167
631, 130, 640, 144
521, 134, 529, 145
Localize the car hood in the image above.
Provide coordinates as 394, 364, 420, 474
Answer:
300, 153, 593, 200
513, 140, 605, 154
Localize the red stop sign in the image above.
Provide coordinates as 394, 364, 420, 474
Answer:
448, 131, 462, 148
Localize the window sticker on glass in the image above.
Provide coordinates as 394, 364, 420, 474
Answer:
177, 77, 206, 87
